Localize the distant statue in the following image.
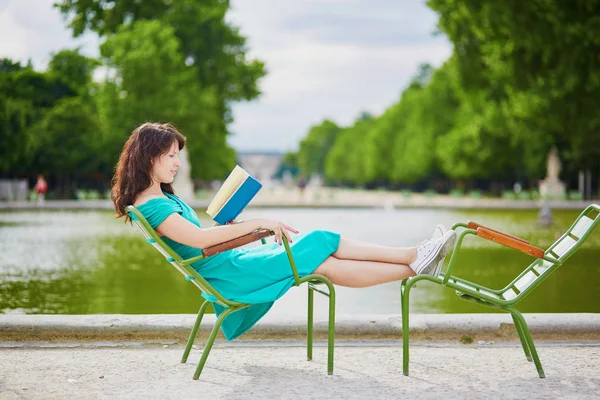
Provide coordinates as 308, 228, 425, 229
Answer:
539, 146, 566, 201
538, 147, 566, 227
547, 147, 561, 180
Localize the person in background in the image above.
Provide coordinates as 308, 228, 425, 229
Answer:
33, 175, 48, 206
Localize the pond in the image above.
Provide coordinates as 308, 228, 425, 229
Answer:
0, 206, 598, 316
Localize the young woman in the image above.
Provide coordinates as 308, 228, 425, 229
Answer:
111, 122, 457, 340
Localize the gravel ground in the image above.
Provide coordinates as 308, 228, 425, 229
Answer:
1, 342, 599, 399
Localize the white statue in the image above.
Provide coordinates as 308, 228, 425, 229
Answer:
539, 146, 566, 200
547, 147, 561, 180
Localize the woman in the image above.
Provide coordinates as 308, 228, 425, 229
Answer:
111, 122, 456, 340
34, 175, 48, 205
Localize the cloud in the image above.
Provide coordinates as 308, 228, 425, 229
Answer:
227, 0, 452, 151
0, 0, 453, 153
0, 0, 99, 69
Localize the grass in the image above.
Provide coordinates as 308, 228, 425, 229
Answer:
460, 335, 474, 344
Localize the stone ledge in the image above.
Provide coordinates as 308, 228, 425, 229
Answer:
1, 313, 598, 342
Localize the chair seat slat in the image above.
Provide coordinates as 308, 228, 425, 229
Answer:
570, 216, 594, 239
550, 236, 577, 258
514, 270, 538, 293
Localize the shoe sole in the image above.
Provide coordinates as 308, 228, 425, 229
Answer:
418, 231, 457, 276
433, 230, 457, 276
431, 225, 447, 276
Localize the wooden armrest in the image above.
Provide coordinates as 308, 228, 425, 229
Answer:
467, 221, 529, 244
476, 227, 544, 258
202, 229, 273, 257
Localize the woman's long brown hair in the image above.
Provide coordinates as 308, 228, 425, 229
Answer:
111, 122, 186, 222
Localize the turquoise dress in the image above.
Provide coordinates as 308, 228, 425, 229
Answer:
135, 192, 340, 340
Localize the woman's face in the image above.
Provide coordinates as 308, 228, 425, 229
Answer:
151, 142, 181, 184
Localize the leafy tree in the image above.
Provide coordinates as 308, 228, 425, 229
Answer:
48, 49, 100, 95
325, 114, 375, 184
28, 96, 101, 186
0, 58, 24, 73
0, 65, 77, 176
297, 120, 340, 178
428, 0, 600, 181
99, 19, 235, 179
56, 0, 266, 178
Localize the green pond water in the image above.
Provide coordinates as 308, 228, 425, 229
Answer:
0, 206, 598, 315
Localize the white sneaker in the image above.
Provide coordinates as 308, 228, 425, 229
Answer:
431, 224, 448, 276
410, 230, 457, 276
432, 224, 447, 240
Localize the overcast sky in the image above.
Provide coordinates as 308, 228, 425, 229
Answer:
0, 0, 452, 152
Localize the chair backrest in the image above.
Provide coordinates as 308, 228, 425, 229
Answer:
502, 204, 600, 302
126, 205, 242, 307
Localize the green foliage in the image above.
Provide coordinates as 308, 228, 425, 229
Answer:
48, 49, 100, 95
297, 120, 340, 178
56, 0, 266, 179
428, 0, 600, 177
325, 115, 375, 184
28, 96, 101, 179
301, 1, 600, 189
99, 19, 237, 179
0, 63, 78, 176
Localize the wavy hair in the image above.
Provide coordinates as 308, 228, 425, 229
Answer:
111, 122, 186, 222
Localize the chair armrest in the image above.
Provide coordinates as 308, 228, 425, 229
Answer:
202, 229, 273, 257
476, 227, 544, 258
441, 226, 545, 286
467, 221, 529, 244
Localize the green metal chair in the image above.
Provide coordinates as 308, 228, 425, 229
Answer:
401, 203, 600, 378
126, 205, 336, 380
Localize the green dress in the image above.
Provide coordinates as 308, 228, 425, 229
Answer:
135, 192, 340, 340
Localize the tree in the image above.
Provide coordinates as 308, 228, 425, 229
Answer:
325, 114, 375, 185
99, 19, 235, 179
28, 96, 101, 185
297, 120, 340, 178
56, 0, 266, 178
0, 65, 77, 177
48, 49, 100, 95
428, 0, 600, 182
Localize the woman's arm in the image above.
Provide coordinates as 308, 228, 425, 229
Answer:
155, 214, 298, 249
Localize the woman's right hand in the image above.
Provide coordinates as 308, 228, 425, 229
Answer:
256, 219, 299, 245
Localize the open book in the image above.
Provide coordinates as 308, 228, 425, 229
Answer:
206, 165, 262, 225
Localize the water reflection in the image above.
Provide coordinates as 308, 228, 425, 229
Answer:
0, 207, 598, 315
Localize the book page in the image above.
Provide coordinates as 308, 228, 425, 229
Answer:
206, 165, 249, 217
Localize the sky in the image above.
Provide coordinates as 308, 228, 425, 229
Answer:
0, 0, 453, 152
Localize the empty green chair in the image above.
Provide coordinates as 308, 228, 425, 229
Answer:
401, 204, 600, 378
126, 205, 336, 380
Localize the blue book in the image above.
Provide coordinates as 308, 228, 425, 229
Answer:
206, 165, 262, 225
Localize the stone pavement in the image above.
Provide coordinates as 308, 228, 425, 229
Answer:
0, 341, 599, 399
1, 313, 599, 399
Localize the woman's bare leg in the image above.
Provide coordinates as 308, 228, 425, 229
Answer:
333, 236, 418, 265
313, 256, 415, 288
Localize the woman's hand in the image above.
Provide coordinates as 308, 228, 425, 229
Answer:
256, 219, 299, 245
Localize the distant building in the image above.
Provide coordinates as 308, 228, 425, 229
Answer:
237, 151, 284, 186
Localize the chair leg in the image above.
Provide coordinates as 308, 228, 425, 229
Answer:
181, 301, 211, 363
327, 283, 336, 375
307, 286, 314, 361
510, 309, 545, 379
193, 307, 234, 380
510, 312, 532, 362
401, 279, 411, 376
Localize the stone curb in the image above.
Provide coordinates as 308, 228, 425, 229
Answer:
0, 199, 595, 210
1, 313, 599, 340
